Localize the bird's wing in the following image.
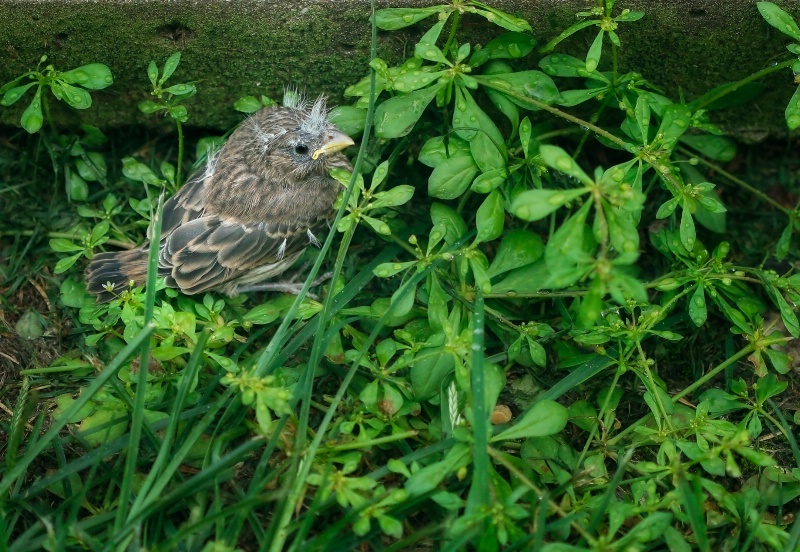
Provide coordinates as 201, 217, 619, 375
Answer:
154, 171, 208, 240
159, 214, 326, 295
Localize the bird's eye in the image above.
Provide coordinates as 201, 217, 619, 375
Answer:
294, 144, 309, 156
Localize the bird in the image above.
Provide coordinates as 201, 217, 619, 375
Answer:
85, 92, 354, 303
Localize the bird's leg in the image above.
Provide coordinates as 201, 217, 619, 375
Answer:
237, 264, 332, 299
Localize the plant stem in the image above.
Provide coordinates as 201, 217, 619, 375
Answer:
677, 146, 791, 215
175, 119, 184, 187
693, 59, 794, 111
606, 344, 755, 447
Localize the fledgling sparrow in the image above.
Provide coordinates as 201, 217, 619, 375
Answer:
85, 92, 354, 302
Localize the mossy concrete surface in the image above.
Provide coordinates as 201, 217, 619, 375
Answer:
0, 0, 798, 138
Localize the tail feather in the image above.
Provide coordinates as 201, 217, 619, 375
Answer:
85, 249, 150, 302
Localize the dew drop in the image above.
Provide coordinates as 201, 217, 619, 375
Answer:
402, 14, 414, 22
516, 205, 530, 219
392, 263, 403, 270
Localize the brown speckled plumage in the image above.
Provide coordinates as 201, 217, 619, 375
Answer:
86, 94, 354, 302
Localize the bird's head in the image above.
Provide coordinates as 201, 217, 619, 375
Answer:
245, 92, 354, 179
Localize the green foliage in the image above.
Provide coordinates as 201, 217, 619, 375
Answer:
0, 55, 113, 133
4, 0, 800, 550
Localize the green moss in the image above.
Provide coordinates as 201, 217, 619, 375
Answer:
0, 0, 796, 137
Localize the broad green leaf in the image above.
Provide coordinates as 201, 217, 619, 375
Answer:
558, 88, 606, 107
138, 100, 165, 114
680, 135, 737, 161
689, 283, 707, 326
373, 260, 416, 278
487, 229, 544, 277
410, 346, 454, 401
491, 259, 548, 294
474, 191, 504, 245
61, 63, 113, 90
471, 168, 507, 193
785, 85, 800, 129
67, 171, 89, 201
470, 32, 536, 66
164, 83, 195, 96
467, 3, 532, 32
757, 2, 800, 41
375, 82, 445, 138
328, 106, 367, 136
431, 203, 468, 244
539, 54, 601, 78
453, 84, 503, 145
679, 205, 696, 251
656, 104, 692, 145
428, 155, 479, 199
511, 188, 588, 221
415, 42, 450, 65
161, 52, 182, 84
233, 95, 263, 113
50, 239, 83, 254
538, 144, 593, 185
20, 87, 43, 133
492, 400, 568, 441
373, 7, 443, 30
55, 253, 83, 274
76, 152, 107, 182
405, 443, 471, 495
1, 81, 36, 106
585, 30, 604, 72
371, 185, 415, 209
474, 71, 561, 107
419, 135, 471, 168
58, 81, 92, 109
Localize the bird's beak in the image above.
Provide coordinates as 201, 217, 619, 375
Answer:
312, 131, 355, 160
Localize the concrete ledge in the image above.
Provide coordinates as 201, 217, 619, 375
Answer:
1, 0, 798, 138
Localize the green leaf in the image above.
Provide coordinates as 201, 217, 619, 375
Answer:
415, 42, 450, 65
138, 100, 165, 114
419, 135, 471, 168
243, 303, 281, 325
474, 190, 504, 244
453, 84, 503, 145
492, 400, 568, 442
76, 152, 107, 182
541, 19, 599, 52
428, 155, 479, 199
67, 171, 89, 201
679, 205, 696, 251
233, 95, 264, 113
470, 32, 536, 66
164, 83, 195, 96
467, 2, 532, 32
539, 54, 600, 78
405, 443, 471, 495
538, 144, 593, 185
1, 81, 36, 106
491, 259, 548, 294
375, 82, 445, 138
50, 239, 83, 253
680, 135, 737, 161
20, 87, 43, 134
61, 63, 113, 90
784, 86, 800, 130
757, 2, 800, 41
373, 260, 416, 278
371, 185, 415, 209
689, 283, 707, 326
474, 71, 561, 108
58, 81, 92, 109
373, 7, 443, 30
777, 223, 792, 260
410, 346, 454, 401
585, 30, 604, 73
329, 106, 367, 136
511, 188, 588, 221
60, 277, 88, 308
431, 203, 468, 244
471, 168, 507, 193
160, 52, 182, 84
147, 61, 159, 87
55, 253, 83, 274
487, 229, 544, 277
